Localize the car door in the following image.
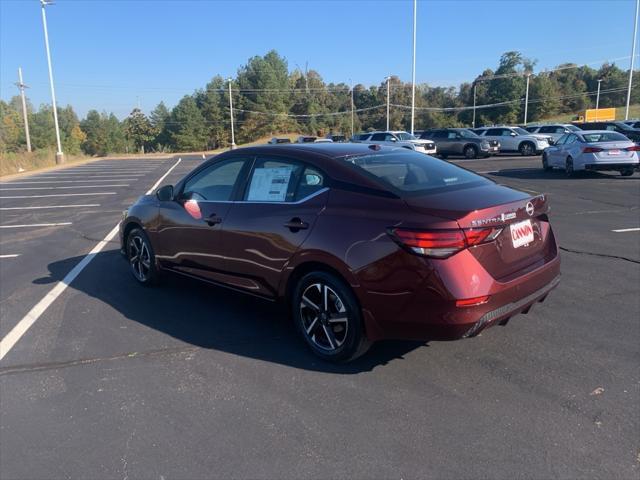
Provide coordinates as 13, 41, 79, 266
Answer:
485, 128, 511, 150
563, 134, 581, 166
154, 156, 252, 283
548, 134, 568, 166
221, 155, 328, 298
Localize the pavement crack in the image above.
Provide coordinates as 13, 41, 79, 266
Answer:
559, 246, 640, 264
0, 346, 200, 377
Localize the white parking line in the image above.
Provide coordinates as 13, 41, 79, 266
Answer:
0, 204, 100, 211
0, 254, 21, 259
29, 173, 146, 177
612, 227, 640, 232
0, 157, 181, 361
0, 192, 117, 199
0, 222, 72, 229
0, 185, 129, 190
0, 179, 137, 184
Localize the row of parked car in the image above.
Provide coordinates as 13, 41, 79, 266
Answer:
267, 119, 640, 176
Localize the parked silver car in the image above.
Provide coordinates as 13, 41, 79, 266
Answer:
420, 128, 500, 159
542, 130, 639, 177
355, 131, 437, 154
473, 126, 550, 156
524, 124, 582, 144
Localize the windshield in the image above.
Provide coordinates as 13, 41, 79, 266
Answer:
582, 132, 629, 143
395, 132, 417, 141
343, 150, 490, 196
614, 122, 633, 131
459, 129, 479, 138
566, 125, 581, 132
514, 127, 530, 135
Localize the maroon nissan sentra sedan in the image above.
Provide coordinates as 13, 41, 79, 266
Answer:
120, 143, 560, 362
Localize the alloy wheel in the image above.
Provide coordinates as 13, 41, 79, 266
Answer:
299, 283, 349, 351
128, 234, 152, 282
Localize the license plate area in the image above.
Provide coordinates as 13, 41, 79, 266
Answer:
510, 219, 534, 248
608, 149, 621, 155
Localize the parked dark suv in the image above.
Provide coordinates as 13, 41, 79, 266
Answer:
573, 121, 640, 143
421, 128, 500, 159
120, 144, 560, 362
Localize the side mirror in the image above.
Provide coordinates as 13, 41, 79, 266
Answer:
510, 132, 517, 136
390, 137, 397, 142
156, 184, 174, 202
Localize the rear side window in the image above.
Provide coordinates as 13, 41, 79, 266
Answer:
244, 157, 325, 203
343, 150, 490, 196
486, 128, 504, 136
581, 132, 629, 142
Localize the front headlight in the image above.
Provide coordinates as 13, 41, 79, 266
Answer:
481, 141, 489, 148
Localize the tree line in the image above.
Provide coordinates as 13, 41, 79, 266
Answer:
1, 50, 638, 156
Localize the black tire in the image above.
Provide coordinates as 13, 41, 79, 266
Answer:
620, 168, 634, 177
463, 145, 478, 159
126, 228, 160, 285
565, 157, 574, 177
292, 271, 370, 363
519, 141, 535, 156
542, 153, 552, 171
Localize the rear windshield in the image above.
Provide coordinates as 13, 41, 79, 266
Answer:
343, 150, 490, 196
581, 132, 629, 143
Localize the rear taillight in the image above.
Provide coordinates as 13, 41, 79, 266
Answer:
625, 145, 640, 151
392, 227, 502, 258
583, 147, 603, 153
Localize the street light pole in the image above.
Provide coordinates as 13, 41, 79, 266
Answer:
228, 78, 236, 149
410, 0, 417, 135
625, 0, 639, 120
523, 73, 531, 126
16, 67, 32, 152
350, 79, 355, 138
596, 79, 602, 110
385, 76, 391, 131
472, 83, 477, 128
40, 0, 63, 164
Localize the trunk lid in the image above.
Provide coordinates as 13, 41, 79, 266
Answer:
404, 183, 555, 280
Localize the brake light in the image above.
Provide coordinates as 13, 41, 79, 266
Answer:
392, 227, 502, 258
625, 145, 640, 151
583, 147, 603, 153
456, 296, 490, 308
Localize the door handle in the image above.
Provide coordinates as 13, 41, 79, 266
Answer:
284, 218, 309, 231
206, 214, 223, 226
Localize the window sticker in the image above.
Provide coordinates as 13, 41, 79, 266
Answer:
247, 167, 293, 202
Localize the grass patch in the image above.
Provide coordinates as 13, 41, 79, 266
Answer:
0, 149, 91, 177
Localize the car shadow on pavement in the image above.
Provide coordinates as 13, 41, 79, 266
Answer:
490, 168, 638, 181
34, 250, 426, 373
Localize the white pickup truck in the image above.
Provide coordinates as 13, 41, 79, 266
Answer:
354, 131, 437, 155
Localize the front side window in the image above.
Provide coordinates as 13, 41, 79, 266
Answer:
182, 158, 247, 201
396, 132, 417, 141
486, 128, 503, 136
343, 150, 489, 196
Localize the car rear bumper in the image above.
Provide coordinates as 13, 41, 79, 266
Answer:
585, 162, 639, 171
360, 245, 561, 342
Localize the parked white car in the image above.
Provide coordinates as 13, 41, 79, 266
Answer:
524, 124, 582, 144
473, 126, 551, 155
542, 130, 639, 177
355, 131, 437, 154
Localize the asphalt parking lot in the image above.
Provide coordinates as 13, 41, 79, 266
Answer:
1, 154, 638, 479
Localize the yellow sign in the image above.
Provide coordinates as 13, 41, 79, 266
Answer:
585, 108, 616, 122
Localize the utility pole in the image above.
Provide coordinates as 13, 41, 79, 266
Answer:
472, 83, 477, 128
625, 0, 639, 120
15, 68, 32, 152
385, 76, 391, 131
523, 73, 531, 126
410, 0, 417, 135
596, 79, 602, 110
228, 78, 236, 150
40, 0, 63, 164
350, 80, 355, 138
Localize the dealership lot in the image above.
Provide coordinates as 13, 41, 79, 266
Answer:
0, 155, 638, 479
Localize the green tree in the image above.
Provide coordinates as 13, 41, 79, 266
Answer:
149, 102, 171, 150
169, 95, 208, 151
124, 108, 157, 153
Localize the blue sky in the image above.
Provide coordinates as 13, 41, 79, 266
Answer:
0, 0, 637, 118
